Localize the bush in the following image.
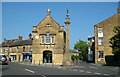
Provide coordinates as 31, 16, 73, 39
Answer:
105, 55, 119, 66
71, 55, 80, 61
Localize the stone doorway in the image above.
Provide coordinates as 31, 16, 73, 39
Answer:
43, 51, 52, 63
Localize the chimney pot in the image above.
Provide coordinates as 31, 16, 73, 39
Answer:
18, 36, 22, 40
4, 38, 6, 41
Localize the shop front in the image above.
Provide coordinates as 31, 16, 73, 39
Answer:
22, 52, 32, 61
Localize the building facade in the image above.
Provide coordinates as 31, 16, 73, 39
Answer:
0, 35, 32, 62
94, 8, 120, 64
32, 9, 71, 65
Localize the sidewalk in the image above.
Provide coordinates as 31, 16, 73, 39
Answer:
18, 61, 65, 68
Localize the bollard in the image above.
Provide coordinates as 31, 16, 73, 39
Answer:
34, 60, 35, 65
39, 60, 40, 65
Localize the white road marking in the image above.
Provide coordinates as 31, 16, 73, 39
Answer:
73, 69, 77, 71
94, 72, 101, 75
79, 70, 84, 72
41, 74, 46, 77
58, 67, 61, 69
89, 66, 98, 69
86, 71, 91, 73
25, 69, 35, 73
79, 66, 85, 68
103, 74, 109, 76
62, 68, 66, 70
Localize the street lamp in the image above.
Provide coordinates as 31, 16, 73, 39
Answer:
6, 44, 10, 61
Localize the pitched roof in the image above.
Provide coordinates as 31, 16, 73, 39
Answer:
94, 13, 118, 27
37, 15, 60, 26
0, 39, 18, 47
9, 39, 32, 47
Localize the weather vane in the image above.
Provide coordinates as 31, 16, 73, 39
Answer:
66, 9, 69, 18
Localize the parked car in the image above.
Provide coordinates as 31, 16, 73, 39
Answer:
0, 54, 8, 65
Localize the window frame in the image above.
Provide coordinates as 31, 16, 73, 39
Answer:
23, 47, 25, 52
30, 46, 32, 51
98, 51, 104, 59
98, 27, 103, 33
46, 32, 50, 44
98, 37, 104, 45
41, 37, 44, 44
51, 37, 54, 44
10, 48, 12, 52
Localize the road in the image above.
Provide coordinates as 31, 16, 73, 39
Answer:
1, 62, 119, 77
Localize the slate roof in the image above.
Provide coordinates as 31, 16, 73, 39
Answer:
0, 39, 18, 47
9, 39, 32, 47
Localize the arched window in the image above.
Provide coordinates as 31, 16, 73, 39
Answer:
46, 32, 50, 44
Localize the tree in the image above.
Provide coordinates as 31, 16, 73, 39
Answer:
74, 40, 88, 61
110, 26, 120, 63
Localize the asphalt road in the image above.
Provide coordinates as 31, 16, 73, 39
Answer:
1, 62, 119, 77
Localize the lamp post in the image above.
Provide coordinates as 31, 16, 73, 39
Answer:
7, 44, 10, 61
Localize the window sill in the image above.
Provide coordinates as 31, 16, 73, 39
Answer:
98, 45, 104, 46
40, 43, 55, 45
98, 58, 104, 59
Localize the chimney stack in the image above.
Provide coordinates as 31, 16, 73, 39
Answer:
4, 38, 7, 41
118, 8, 120, 13
18, 36, 22, 40
28, 33, 32, 39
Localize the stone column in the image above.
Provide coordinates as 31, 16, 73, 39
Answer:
63, 10, 72, 66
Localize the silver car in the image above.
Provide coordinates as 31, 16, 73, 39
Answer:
0, 54, 8, 65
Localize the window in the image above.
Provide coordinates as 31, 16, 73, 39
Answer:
10, 55, 16, 60
23, 47, 25, 52
5, 48, 8, 52
3, 49, 5, 52
98, 51, 104, 59
51, 37, 54, 44
16, 47, 18, 52
98, 37, 103, 45
98, 27, 103, 33
0, 48, 2, 52
45, 23, 51, 27
30, 47, 32, 51
41, 37, 44, 44
10, 48, 12, 52
46, 32, 50, 44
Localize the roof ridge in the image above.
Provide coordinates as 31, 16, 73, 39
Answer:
37, 15, 60, 27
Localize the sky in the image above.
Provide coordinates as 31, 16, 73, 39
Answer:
2, 2, 119, 49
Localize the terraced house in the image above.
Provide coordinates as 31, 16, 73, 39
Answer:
0, 34, 32, 62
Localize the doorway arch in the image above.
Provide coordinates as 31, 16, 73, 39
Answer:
43, 51, 52, 63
